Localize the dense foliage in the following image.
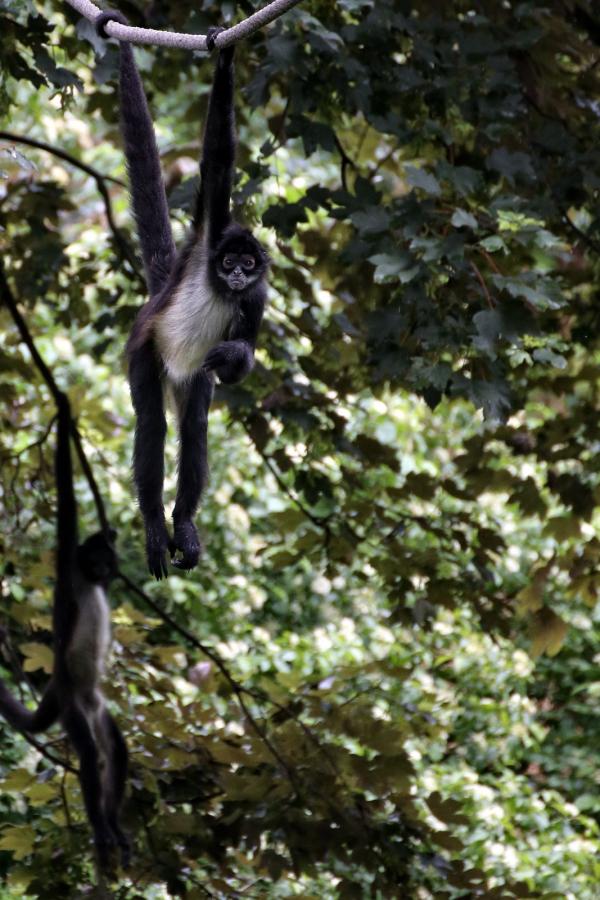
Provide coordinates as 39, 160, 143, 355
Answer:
1, 0, 600, 896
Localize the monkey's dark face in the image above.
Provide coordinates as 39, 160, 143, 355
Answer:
212, 225, 269, 295
218, 251, 258, 292
77, 530, 118, 586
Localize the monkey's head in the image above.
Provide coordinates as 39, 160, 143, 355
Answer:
212, 224, 269, 294
78, 529, 118, 586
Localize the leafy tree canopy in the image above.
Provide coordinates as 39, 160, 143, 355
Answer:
1, 0, 600, 897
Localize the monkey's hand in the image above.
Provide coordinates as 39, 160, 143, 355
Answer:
171, 519, 202, 571
145, 517, 171, 580
203, 340, 253, 384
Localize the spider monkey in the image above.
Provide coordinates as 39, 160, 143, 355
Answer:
96, 12, 269, 579
0, 395, 129, 869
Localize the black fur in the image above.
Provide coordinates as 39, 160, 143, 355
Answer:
0, 397, 129, 869
171, 370, 213, 570
98, 12, 268, 578
205, 25, 225, 53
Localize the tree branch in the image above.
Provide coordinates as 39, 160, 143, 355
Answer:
470, 260, 495, 309
333, 133, 356, 192
22, 732, 77, 774
562, 211, 600, 257
64, 0, 303, 49
0, 130, 142, 279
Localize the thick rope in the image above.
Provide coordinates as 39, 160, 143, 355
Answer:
63, 0, 302, 49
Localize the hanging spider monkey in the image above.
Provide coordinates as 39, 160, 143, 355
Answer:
0, 395, 129, 869
96, 12, 269, 579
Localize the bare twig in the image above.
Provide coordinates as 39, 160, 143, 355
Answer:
562, 211, 600, 257
22, 732, 77, 773
475, 244, 502, 275
333, 133, 356, 192
64, 0, 303, 49
240, 419, 332, 536
3, 415, 56, 461
470, 260, 495, 309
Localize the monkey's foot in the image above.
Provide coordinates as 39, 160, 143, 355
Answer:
120, 842, 131, 869
95, 827, 120, 872
114, 830, 131, 869
171, 520, 202, 571
145, 519, 171, 580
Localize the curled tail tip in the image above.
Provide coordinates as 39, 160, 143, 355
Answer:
95, 10, 130, 39
206, 26, 234, 58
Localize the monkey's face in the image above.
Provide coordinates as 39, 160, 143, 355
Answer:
78, 530, 118, 585
212, 226, 269, 295
217, 251, 259, 292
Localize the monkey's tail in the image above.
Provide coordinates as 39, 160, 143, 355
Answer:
0, 679, 60, 734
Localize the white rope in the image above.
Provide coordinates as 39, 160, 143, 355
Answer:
64, 0, 302, 49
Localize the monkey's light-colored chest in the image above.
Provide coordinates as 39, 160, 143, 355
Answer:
154, 249, 233, 383
66, 585, 111, 690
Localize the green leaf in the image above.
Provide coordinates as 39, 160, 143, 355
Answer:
369, 252, 420, 283
530, 607, 568, 658
451, 208, 479, 230
405, 165, 442, 195
351, 207, 391, 235
479, 235, 507, 252
0, 826, 36, 860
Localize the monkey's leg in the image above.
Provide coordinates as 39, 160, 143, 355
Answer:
103, 712, 130, 867
171, 370, 213, 570
63, 704, 115, 868
129, 343, 170, 580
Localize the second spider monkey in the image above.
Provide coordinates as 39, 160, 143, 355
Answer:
96, 12, 269, 579
0, 395, 129, 869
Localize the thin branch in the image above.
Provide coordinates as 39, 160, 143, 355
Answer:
0, 131, 142, 278
562, 211, 600, 257
475, 244, 502, 275
70, 429, 110, 534
333, 133, 356, 192
0, 132, 124, 187
0, 268, 63, 404
3, 415, 56, 461
241, 419, 331, 536
64, 0, 303, 49
21, 732, 77, 773
0, 265, 110, 533
470, 260, 495, 309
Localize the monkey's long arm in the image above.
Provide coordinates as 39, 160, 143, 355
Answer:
194, 44, 236, 243
203, 285, 266, 383
96, 11, 176, 296
0, 680, 60, 733
0, 400, 72, 735
53, 397, 80, 666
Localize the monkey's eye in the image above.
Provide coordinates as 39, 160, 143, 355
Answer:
242, 256, 255, 270
223, 256, 235, 269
